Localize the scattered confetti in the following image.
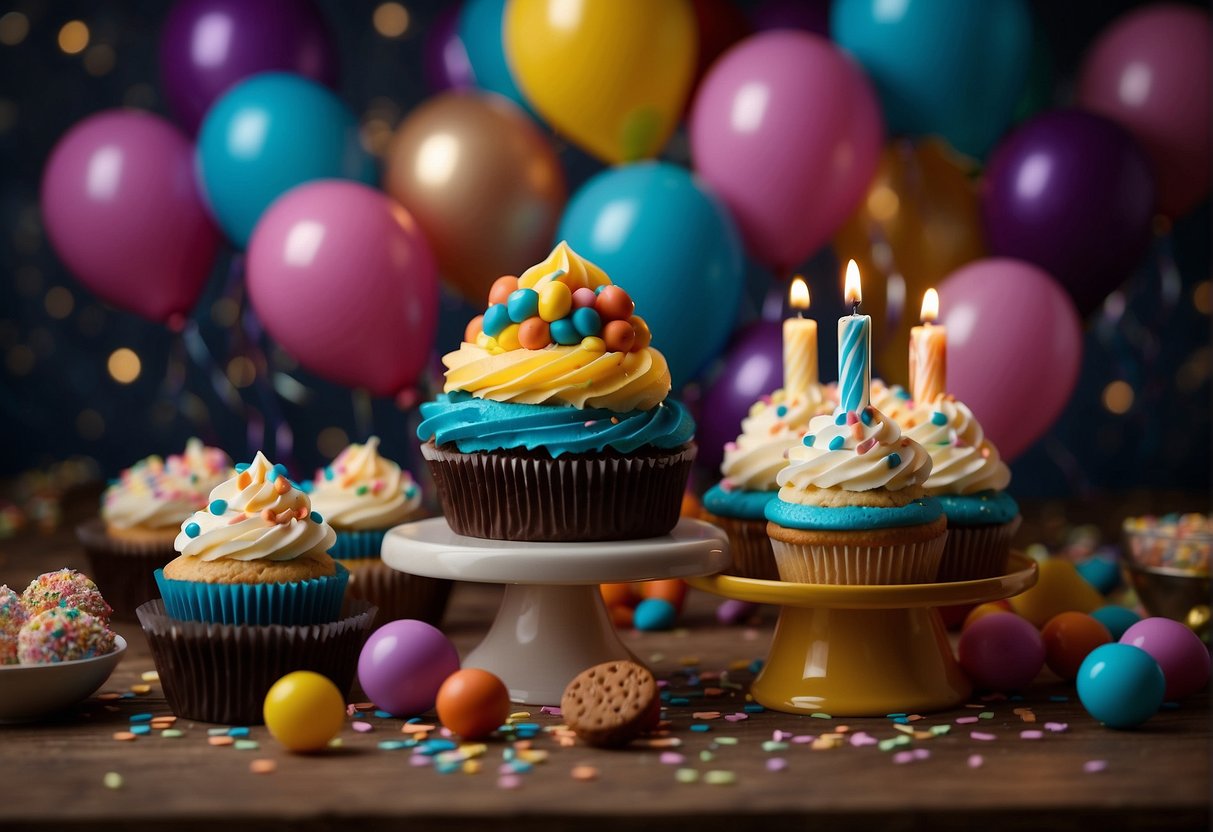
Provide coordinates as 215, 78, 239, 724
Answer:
659, 752, 684, 765
570, 765, 598, 781
968, 755, 984, 769
102, 772, 123, 790
208, 736, 234, 747
160, 729, 184, 739
130, 684, 152, 695
233, 740, 259, 751
971, 732, 997, 742
675, 768, 699, 783
704, 770, 737, 786
112, 732, 136, 742
497, 774, 523, 790
352, 721, 373, 733
140, 670, 160, 682
249, 759, 277, 775
1020, 730, 1043, 740
1084, 760, 1108, 774
766, 758, 788, 772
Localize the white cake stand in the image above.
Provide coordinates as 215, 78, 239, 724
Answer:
381, 517, 730, 704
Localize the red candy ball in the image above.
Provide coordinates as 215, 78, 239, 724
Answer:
464, 314, 484, 343
518, 317, 552, 350
594, 286, 635, 322
603, 320, 636, 353
571, 287, 597, 309
488, 275, 519, 306
1042, 612, 1112, 681
629, 315, 652, 351
609, 604, 634, 628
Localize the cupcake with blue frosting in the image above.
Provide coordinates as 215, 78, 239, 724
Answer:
898, 395, 1018, 580
418, 241, 695, 541
765, 404, 946, 584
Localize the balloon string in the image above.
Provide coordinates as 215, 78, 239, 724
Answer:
352, 389, 374, 439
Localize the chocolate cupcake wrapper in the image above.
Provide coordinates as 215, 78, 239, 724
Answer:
328, 528, 389, 559
154, 563, 349, 626
769, 530, 947, 585
705, 513, 779, 581
421, 442, 695, 542
337, 558, 452, 626
137, 599, 375, 725
936, 516, 1021, 582
76, 519, 176, 621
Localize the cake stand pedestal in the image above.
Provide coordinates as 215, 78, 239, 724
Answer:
382, 518, 729, 705
687, 554, 1038, 716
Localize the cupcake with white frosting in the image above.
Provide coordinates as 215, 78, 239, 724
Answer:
309, 438, 449, 625
703, 385, 835, 580
899, 395, 1018, 580
765, 404, 946, 584
77, 438, 232, 618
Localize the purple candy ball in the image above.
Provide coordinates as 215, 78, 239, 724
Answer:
1120, 617, 1211, 701
357, 619, 460, 716
716, 599, 758, 625
957, 612, 1045, 692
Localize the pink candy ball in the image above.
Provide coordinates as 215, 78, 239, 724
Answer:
357, 619, 460, 717
957, 612, 1045, 692
571, 287, 597, 310
1120, 617, 1210, 700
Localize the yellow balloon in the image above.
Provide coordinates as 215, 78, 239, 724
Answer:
834, 139, 986, 387
504, 0, 697, 164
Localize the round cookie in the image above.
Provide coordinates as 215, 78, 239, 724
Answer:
22, 569, 112, 620
560, 660, 660, 748
17, 607, 115, 664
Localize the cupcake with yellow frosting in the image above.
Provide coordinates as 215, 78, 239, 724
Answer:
77, 438, 232, 618
155, 451, 347, 625
310, 437, 450, 625
703, 385, 835, 580
899, 395, 1018, 581
417, 241, 696, 541
765, 404, 946, 584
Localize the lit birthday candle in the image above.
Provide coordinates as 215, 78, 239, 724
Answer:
837, 259, 870, 414
782, 277, 818, 396
908, 288, 946, 405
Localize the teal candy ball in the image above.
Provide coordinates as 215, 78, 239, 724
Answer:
1090, 605, 1141, 640
633, 598, 677, 632
1077, 643, 1165, 729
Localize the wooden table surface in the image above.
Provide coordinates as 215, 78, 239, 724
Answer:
0, 520, 1208, 832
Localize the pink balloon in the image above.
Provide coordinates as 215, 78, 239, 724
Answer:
938, 259, 1082, 462
247, 181, 439, 396
689, 31, 883, 272
1077, 4, 1211, 218
41, 110, 220, 323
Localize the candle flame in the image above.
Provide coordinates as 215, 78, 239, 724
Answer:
789, 276, 810, 311
843, 259, 862, 307
920, 288, 939, 323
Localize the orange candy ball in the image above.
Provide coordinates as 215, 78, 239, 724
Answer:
464, 315, 484, 343
435, 668, 511, 740
1041, 611, 1112, 680
603, 320, 636, 353
962, 600, 1014, 631
488, 275, 519, 306
600, 582, 635, 608
629, 315, 652, 350
518, 317, 552, 350
609, 604, 634, 628
594, 286, 635, 322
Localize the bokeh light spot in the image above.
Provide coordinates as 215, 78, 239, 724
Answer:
107, 347, 141, 384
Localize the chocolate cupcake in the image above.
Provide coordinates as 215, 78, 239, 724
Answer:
417, 242, 695, 542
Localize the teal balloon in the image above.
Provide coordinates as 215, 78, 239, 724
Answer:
558, 162, 744, 388
196, 72, 376, 247
832, 0, 1031, 158
458, 0, 538, 118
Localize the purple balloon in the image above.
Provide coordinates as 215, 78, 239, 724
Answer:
423, 4, 476, 93
982, 110, 1155, 317
159, 0, 338, 134
41, 110, 220, 324
748, 0, 830, 36
357, 620, 460, 717
695, 321, 783, 472
939, 259, 1082, 462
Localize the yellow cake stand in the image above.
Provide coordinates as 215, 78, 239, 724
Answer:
687, 553, 1038, 717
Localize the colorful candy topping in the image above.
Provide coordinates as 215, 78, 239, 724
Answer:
21, 569, 112, 620
16, 605, 116, 665
463, 242, 652, 356
1123, 513, 1211, 574
101, 438, 232, 528
0, 585, 27, 665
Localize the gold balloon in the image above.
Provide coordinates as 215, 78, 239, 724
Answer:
834, 139, 986, 387
383, 92, 567, 302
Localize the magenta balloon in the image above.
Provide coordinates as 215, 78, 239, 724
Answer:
246, 181, 439, 396
689, 31, 883, 272
1076, 4, 1211, 218
159, 0, 339, 134
40, 110, 220, 324
695, 320, 784, 471
938, 259, 1082, 462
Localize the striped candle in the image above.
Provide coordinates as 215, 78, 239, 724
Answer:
837, 260, 870, 414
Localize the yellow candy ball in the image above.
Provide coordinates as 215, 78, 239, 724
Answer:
497, 323, 522, 351
538, 281, 573, 323
263, 671, 345, 752
580, 336, 606, 352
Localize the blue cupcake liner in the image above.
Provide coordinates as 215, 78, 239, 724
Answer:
154, 563, 349, 626
328, 528, 388, 560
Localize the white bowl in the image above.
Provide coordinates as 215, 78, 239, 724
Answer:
0, 635, 127, 722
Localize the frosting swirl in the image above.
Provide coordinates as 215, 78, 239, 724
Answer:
870, 379, 912, 422
719, 385, 835, 491
776, 405, 933, 505
102, 439, 232, 530
309, 437, 421, 530
518, 240, 611, 291
900, 396, 1011, 495
174, 452, 334, 562
418, 392, 694, 456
